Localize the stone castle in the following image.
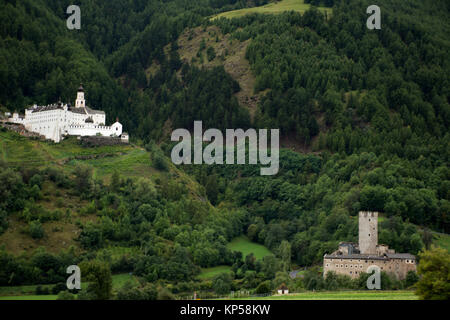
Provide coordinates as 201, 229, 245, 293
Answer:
6, 85, 128, 143
323, 211, 416, 280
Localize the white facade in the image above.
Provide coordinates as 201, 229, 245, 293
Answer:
8, 86, 125, 143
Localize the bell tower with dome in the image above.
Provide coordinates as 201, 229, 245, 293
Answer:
75, 84, 85, 108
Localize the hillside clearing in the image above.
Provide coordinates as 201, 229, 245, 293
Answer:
211, 0, 332, 20
198, 266, 233, 279
176, 25, 260, 119
226, 236, 272, 260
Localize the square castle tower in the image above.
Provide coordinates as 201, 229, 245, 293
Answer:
322, 211, 417, 280
359, 211, 378, 254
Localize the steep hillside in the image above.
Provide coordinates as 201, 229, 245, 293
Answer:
175, 25, 260, 119
0, 0, 449, 299
0, 129, 209, 255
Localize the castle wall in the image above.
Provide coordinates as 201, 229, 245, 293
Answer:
67, 122, 122, 137
323, 256, 416, 280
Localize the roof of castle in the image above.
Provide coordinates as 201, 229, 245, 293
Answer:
85, 106, 105, 115
31, 104, 62, 113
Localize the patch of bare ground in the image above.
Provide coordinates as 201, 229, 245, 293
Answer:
176, 26, 261, 120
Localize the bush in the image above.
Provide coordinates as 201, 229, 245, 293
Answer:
57, 291, 75, 300
52, 282, 68, 294
206, 46, 216, 61
255, 280, 271, 294
416, 247, 450, 300
404, 271, 419, 288
157, 287, 175, 300
29, 221, 44, 239
0, 210, 8, 234
116, 282, 157, 300
35, 285, 49, 295
29, 174, 43, 188
212, 272, 233, 295
152, 151, 168, 171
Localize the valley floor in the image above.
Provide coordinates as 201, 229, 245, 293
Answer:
229, 290, 418, 300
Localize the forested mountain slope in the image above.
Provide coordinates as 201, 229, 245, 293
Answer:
0, 0, 448, 296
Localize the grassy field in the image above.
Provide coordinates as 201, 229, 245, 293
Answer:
112, 273, 139, 289
211, 0, 332, 20
0, 295, 58, 300
433, 232, 450, 252
0, 273, 135, 300
234, 290, 418, 300
198, 266, 232, 279
0, 284, 56, 296
227, 236, 272, 260
196, 237, 272, 279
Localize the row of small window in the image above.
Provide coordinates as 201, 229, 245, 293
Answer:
326, 264, 364, 269
31, 119, 66, 123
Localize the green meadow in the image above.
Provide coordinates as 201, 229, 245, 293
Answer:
233, 290, 418, 300
0, 295, 58, 300
433, 232, 450, 252
211, 0, 332, 20
196, 237, 272, 279
112, 273, 139, 289
226, 236, 272, 260
198, 266, 233, 279
0, 273, 136, 300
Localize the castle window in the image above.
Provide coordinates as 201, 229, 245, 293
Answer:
335, 264, 338, 268
345, 265, 348, 268
340, 264, 343, 268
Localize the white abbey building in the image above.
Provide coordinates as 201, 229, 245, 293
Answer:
8, 85, 127, 143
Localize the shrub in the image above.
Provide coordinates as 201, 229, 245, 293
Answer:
255, 280, 271, 294
157, 287, 175, 300
52, 282, 68, 294
206, 46, 216, 61
35, 285, 49, 295
404, 271, 419, 288
57, 291, 75, 300
29, 221, 44, 239
152, 151, 168, 171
